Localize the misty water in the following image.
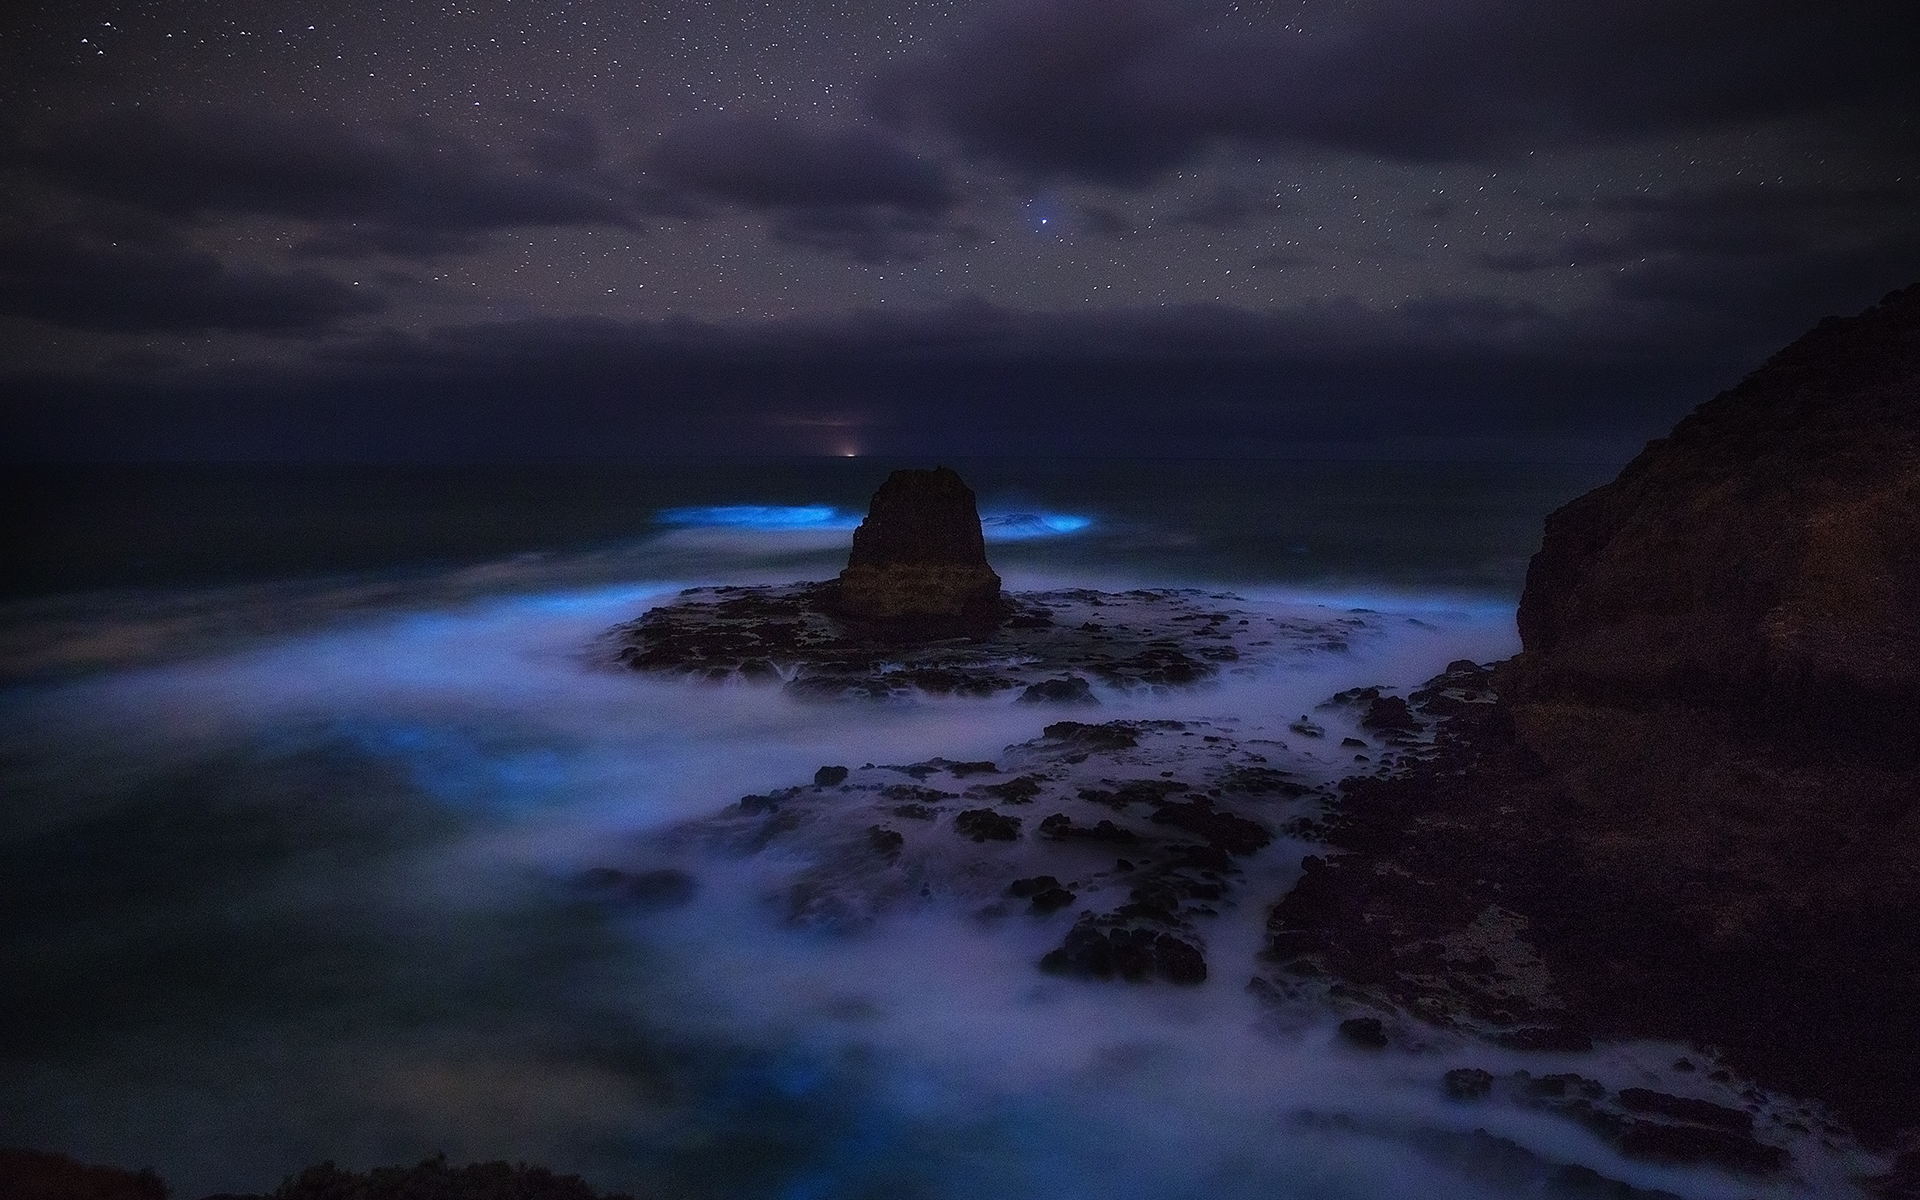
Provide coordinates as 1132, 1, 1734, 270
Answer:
0, 461, 1880, 1197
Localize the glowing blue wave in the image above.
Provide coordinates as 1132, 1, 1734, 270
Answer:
656, 505, 1094, 540
980, 512, 1093, 541
656, 505, 858, 530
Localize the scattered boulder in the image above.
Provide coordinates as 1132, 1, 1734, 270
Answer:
1338, 1016, 1390, 1048
1443, 1067, 1496, 1101
1040, 918, 1207, 984
953, 808, 1021, 842
1019, 676, 1097, 704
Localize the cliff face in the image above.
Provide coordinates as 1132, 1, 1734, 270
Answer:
1503, 286, 1920, 1133
1261, 286, 1920, 1149
1515, 283, 1920, 744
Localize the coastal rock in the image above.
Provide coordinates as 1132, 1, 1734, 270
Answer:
836, 466, 1004, 625
1515, 282, 1920, 746
1258, 287, 1920, 1146
649, 717, 1334, 980
610, 584, 1366, 701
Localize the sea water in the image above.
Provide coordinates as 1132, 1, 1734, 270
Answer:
0, 460, 1879, 1197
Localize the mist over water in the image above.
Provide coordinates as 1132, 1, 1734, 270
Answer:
1, 461, 1872, 1197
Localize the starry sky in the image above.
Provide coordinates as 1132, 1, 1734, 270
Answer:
2, 0, 1916, 459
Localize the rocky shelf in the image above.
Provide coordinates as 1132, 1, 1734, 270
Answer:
604, 582, 1372, 700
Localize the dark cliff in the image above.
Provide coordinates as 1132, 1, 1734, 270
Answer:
1515, 283, 1920, 746
1264, 285, 1920, 1150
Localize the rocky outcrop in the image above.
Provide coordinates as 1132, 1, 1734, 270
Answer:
0, 1151, 638, 1200
1515, 282, 1920, 748
611, 585, 1352, 699
836, 467, 1003, 625
1261, 286, 1920, 1148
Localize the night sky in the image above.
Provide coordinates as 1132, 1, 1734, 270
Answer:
2, 0, 1916, 459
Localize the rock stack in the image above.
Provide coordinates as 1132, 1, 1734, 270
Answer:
836, 467, 1003, 626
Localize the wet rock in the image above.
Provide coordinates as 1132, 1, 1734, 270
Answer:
1008, 875, 1063, 898
1148, 799, 1271, 855
814, 765, 849, 786
1029, 887, 1077, 914
1443, 1067, 1496, 1101
1616, 1088, 1753, 1133
953, 808, 1021, 842
1614, 1121, 1787, 1174
1338, 1016, 1390, 1048
1495, 1026, 1594, 1053
882, 783, 956, 802
1216, 766, 1311, 796
1043, 720, 1143, 752
1077, 779, 1187, 808
975, 774, 1044, 803
1153, 931, 1208, 983
1039, 918, 1206, 984
1038, 813, 1139, 844
1019, 676, 1097, 704
614, 586, 1346, 700
1360, 695, 1419, 736
866, 825, 904, 857
836, 467, 1003, 625
1524, 1073, 1608, 1101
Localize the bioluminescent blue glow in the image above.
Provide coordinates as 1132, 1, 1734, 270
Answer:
980, 512, 1094, 540
655, 505, 1094, 541
657, 505, 859, 530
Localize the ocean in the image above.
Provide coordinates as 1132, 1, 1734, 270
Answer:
0, 459, 1877, 1198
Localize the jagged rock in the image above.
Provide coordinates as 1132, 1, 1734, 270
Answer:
1515, 282, 1920, 747
952, 808, 1021, 841
1256, 287, 1920, 1147
612, 585, 1338, 699
836, 466, 1003, 624
1338, 1016, 1389, 1047
1018, 675, 1096, 704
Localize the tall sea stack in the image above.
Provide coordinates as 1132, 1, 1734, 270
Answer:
837, 467, 1003, 625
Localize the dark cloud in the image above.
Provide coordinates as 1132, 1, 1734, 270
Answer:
524, 113, 605, 172
2, 295, 1801, 461
647, 117, 952, 211
22, 109, 632, 253
645, 116, 956, 260
766, 207, 946, 262
1170, 184, 1263, 229
873, 0, 1919, 183
0, 226, 383, 334
1473, 184, 1920, 331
